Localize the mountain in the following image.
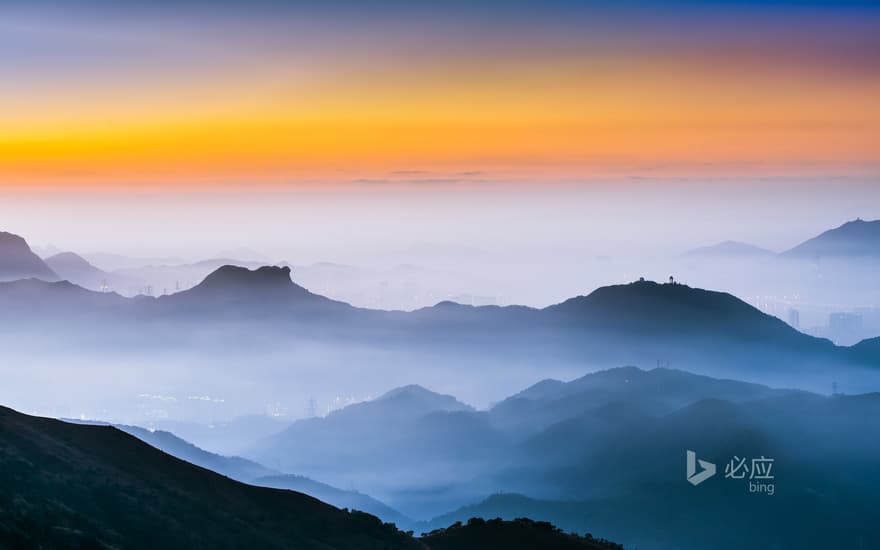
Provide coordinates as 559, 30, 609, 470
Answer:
684, 240, 774, 257
158, 265, 352, 316
1, 404, 618, 549
536, 279, 840, 373
0, 405, 421, 549
44, 251, 126, 292
0, 266, 873, 426
0, 231, 58, 282
850, 336, 880, 363
246, 365, 880, 550
782, 218, 880, 259
248, 385, 497, 516
111, 424, 278, 482
488, 366, 792, 437
69, 419, 410, 526
151, 414, 290, 456
254, 474, 412, 527
421, 517, 622, 550
420, 387, 880, 550
249, 385, 477, 473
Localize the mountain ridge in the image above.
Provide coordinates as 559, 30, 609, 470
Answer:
0, 231, 59, 283
782, 218, 880, 259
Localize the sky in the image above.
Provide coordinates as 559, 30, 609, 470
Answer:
1, 0, 878, 188
0, 0, 878, 259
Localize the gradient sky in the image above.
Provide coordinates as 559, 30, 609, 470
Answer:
2, 0, 879, 190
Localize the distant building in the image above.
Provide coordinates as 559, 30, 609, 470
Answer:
787, 308, 800, 329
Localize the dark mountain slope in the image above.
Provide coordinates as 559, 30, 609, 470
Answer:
0, 231, 58, 282
0, 405, 421, 550
111, 423, 277, 482
1, 405, 623, 550
66, 419, 411, 526
421, 517, 622, 550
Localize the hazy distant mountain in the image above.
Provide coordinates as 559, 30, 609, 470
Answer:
0, 266, 869, 383
31, 243, 62, 258
45, 251, 106, 283
684, 240, 774, 257
418, 383, 880, 550
248, 384, 500, 515
782, 218, 880, 259
0, 405, 422, 549
489, 366, 792, 437
152, 414, 290, 456
250, 384, 478, 472
43, 251, 144, 293
0, 231, 58, 282
244, 367, 880, 549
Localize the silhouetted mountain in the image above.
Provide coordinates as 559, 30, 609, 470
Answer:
782, 218, 880, 259
421, 517, 622, 550
2, 404, 616, 549
114, 424, 278, 482
684, 240, 774, 257
0, 231, 58, 282
0, 405, 421, 549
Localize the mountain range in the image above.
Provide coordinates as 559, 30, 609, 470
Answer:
684, 218, 880, 260
0, 254, 875, 393
244, 366, 880, 550
782, 218, 880, 259
67, 418, 410, 525
0, 405, 421, 549
1, 404, 625, 549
